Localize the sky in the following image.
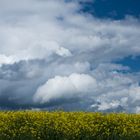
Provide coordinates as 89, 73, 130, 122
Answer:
0, 0, 140, 113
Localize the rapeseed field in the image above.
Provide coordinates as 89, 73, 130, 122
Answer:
0, 111, 140, 140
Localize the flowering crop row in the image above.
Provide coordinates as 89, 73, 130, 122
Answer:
0, 111, 140, 140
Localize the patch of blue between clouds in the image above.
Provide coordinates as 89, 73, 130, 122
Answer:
80, 0, 140, 20
115, 56, 140, 73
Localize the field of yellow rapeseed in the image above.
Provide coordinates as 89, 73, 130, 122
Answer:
0, 111, 140, 140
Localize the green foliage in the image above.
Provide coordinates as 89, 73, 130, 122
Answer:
0, 111, 140, 140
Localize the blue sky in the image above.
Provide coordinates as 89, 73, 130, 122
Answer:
0, 0, 140, 113
81, 0, 140, 72
82, 0, 140, 19
82, 0, 140, 73
116, 56, 140, 72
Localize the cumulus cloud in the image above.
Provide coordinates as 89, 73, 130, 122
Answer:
34, 73, 97, 103
0, 0, 140, 112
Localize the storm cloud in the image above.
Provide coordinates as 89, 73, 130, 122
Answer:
0, 0, 140, 113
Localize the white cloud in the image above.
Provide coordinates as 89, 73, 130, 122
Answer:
94, 100, 120, 111
34, 73, 97, 103
0, 54, 15, 65
0, 0, 140, 64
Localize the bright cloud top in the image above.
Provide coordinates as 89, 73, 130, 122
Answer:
0, 0, 140, 113
34, 73, 97, 103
